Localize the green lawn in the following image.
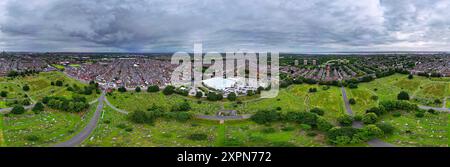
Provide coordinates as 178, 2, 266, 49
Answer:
235, 84, 345, 123
2, 103, 97, 147
107, 91, 222, 115
51, 64, 65, 70
1, 72, 99, 104
346, 74, 449, 113
379, 112, 448, 147
83, 106, 327, 147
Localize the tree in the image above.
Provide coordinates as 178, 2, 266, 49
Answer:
317, 117, 333, 131
337, 115, 354, 126
434, 99, 442, 105
163, 85, 175, 95
22, 85, 30, 91
348, 83, 358, 89
362, 113, 378, 124
408, 74, 413, 79
135, 86, 141, 92
247, 90, 254, 96
147, 85, 159, 92
55, 80, 63, 87
361, 125, 384, 139
397, 91, 410, 100
227, 92, 237, 101
348, 98, 356, 105
32, 102, 45, 113
195, 91, 203, 98
251, 110, 279, 124
11, 105, 26, 115
0, 91, 7, 97
375, 122, 395, 135
310, 108, 324, 116
118, 86, 127, 93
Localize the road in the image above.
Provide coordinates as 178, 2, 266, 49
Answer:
418, 105, 450, 112
340, 86, 395, 147
0, 104, 35, 114
54, 91, 106, 147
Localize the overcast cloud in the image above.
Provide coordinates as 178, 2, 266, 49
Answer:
1, 0, 450, 52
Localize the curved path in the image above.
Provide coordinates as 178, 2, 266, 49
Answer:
340, 86, 395, 147
418, 105, 450, 112
103, 96, 129, 114
54, 91, 106, 147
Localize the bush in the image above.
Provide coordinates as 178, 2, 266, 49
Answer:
408, 74, 413, 79
316, 117, 333, 131
299, 124, 312, 131
0, 91, 8, 97
427, 109, 437, 114
32, 102, 45, 113
353, 115, 362, 121
227, 92, 237, 101
118, 86, 127, 92
308, 88, 317, 93
163, 85, 175, 95
375, 122, 395, 135
362, 113, 378, 124
348, 83, 358, 89
327, 127, 360, 145
55, 80, 64, 86
207, 92, 223, 101
371, 95, 379, 101
283, 111, 318, 126
129, 110, 159, 124
147, 85, 160, 92
361, 125, 384, 139
397, 91, 410, 100
188, 133, 208, 141
11, 105, 26, 115
348, 98, 356, 105
415, 112, 424, 118
26, 135, 40, 142
392, 111, 401, 117
251, 110, 279, 124
310, 108, 324, 116
261, 127, 276, 133
135, 86, 141, 92
171, 102, 191, 112
195, 91, 203, 98
337, 115, 354, 127
365, 107, 386, 116
22, 85, 30, 91
276, 107, 282, 111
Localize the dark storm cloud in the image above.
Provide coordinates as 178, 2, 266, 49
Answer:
1, 0, 450, 52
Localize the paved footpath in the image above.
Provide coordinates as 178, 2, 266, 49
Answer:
54, 91, 105, 147
340, 86, 395, 147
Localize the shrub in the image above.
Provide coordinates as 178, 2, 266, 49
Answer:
310, 108, 324, 116
348, 98, 356, 105
362, 113, 378, 124
22, 85, 30, 91
251, 110, 279, 124
353, 115, 362, 121
392, 111, 401, 117
361, 125, 384, 139
227, 92, 237, 101
11, 105, 26, 115
261, 127, 276, 133
427, 109, 437, 114
371, 95, 379, 101
247, 90, 254, 96
397, 91, 410, 100
0, 91, 8, 97
365, 107, 386, 116
55, 80, 63, 86
276, 107, 282, 111
118, 86, 127, 92
135, 86, 141, 92
316, 117, 333, 131
408, 74, 413, 79
281, 126, 295, 131
299, 124, 312, 131
187, 133, 208, 141
375, 122, 395, 135
172, 102, 191, 112
415, 112, 424, 118
26, 135, 40, 142
348, 83, 358, 89
308, 88, 317, 93
327, 127, 360, 145
32, 102, 45, 113
195, 91, 203, 98
163, 85, 175, 95
147, 85, 160, 92
337, 115, 354, 127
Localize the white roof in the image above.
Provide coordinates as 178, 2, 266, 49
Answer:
203, 77, 236, 90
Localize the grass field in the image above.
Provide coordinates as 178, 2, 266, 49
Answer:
346, 74, 449, 113
379, 111, 448, 147
2, 103, 97, 147
51, 64, 65, 70
235, 84, 346, 123
1, 72, 99, 104
83, 106, 327, 147
107, 91, 222, 115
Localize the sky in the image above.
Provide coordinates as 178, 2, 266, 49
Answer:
1, 0, 450, 53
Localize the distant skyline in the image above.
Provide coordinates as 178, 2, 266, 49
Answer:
2, 0, 450, 52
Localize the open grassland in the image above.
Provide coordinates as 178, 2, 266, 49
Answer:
107, 91, 222, 114
1, 72, 99, 104
83, 106, 327, 147
2, 103, 97, 147
235, 84, 345, 123
346, 74, 449, 113
379, 112, 447, 147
